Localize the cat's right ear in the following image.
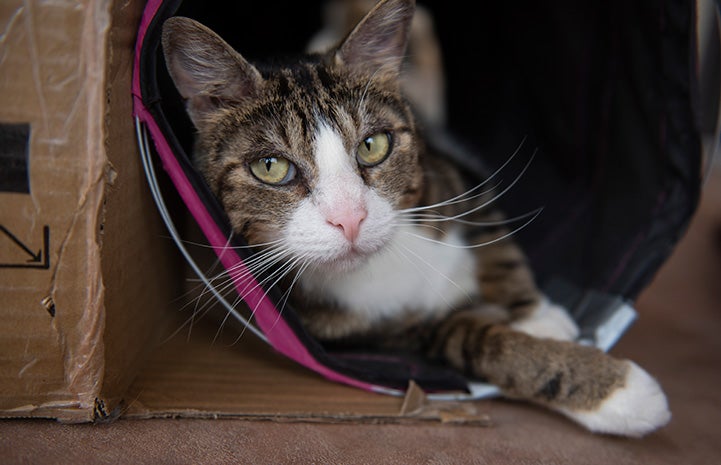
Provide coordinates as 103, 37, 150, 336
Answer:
161, 17, 263, 129
334, 0, 415, 84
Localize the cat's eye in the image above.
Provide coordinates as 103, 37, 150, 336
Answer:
357, 132, 392, 166
249, 156, 296, 185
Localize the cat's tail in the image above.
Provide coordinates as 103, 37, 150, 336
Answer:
428, 312, 671, 437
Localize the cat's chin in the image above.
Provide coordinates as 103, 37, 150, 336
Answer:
314, 248, 378, 274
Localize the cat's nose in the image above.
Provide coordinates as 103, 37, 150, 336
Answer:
327, 207, 367, 243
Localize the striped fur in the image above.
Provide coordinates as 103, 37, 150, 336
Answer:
162, 0, 670, 437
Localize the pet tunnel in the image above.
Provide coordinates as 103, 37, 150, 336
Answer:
132, 0, 716, 398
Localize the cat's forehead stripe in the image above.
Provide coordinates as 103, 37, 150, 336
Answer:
314, 122, 355, 179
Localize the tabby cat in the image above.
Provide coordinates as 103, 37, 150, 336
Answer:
161, 0, 670, 436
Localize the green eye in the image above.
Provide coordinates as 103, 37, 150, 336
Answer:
357, 132, 392, 166
249, 156, 296, 185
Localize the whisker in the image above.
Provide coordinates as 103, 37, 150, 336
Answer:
399, 180, 499, 215
165, 268, 244, 344
171, 233, 244, 305
412, 148, 538, 223
173, 242, 293, 344
440, 208, 543, 227
206, 244, 292, 294
397, 207, 543, 228
230, 251, 295, 307
401, 207, 543, 249
231, 253, 309, 343
215, 256, 299, 345
391, 221, 447, 236
166, 245, 256, 341
227, 247, 291, 284
399, 137, 528, 214
262, 258, 313, 339
167, 235, 283, 251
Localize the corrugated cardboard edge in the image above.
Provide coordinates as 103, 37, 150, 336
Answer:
122, 410, 492, 426
58, 0, 114, 424
95, 0, 183, 422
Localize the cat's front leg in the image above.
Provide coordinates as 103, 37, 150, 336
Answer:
427, 313, 670, 437
473, 231, 578, 341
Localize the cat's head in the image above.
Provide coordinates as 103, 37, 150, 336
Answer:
162, 0, 421, 272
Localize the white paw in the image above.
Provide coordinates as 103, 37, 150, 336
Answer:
559, 361, 671, 437
511, 300, 579, 341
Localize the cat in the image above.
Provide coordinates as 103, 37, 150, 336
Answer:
161, 0, 671, 437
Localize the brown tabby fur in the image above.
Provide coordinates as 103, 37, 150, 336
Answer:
161, 0, 669, 434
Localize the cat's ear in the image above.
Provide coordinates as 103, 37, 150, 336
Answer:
334, 0, 415, 82
162, 17, 263, 128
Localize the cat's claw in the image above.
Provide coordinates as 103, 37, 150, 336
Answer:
511, 300, 579, 341
559, 361, 671, 437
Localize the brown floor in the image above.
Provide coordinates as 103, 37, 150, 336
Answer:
2, 170, 720, 464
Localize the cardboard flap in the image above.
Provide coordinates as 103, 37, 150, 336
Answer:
123, 319, 491, 426
0, 0, 113, 422
0, 0, 180, 422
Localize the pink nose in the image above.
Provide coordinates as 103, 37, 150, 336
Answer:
326, 207, 367, 242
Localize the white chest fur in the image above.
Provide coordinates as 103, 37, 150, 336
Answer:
299, 225, 479, 322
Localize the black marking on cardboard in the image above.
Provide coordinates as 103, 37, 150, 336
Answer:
0, 123, 31, 193
41, 296, 56, 317
93, 398, 122, 423
93, 398, 108, 420
0, 225, 50, 269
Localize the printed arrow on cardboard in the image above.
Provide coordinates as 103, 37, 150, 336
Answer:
0, 225, 49, 269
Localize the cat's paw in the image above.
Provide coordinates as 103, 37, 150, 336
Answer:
510, 300, 579, 341
559, 361, 671, 437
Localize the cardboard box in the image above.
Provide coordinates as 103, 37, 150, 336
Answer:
0, 0, 436, 425
0, 0, 181, 423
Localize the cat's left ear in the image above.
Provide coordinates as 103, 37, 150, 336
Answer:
162, 17, 264, 129
334, 0, 415, 83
